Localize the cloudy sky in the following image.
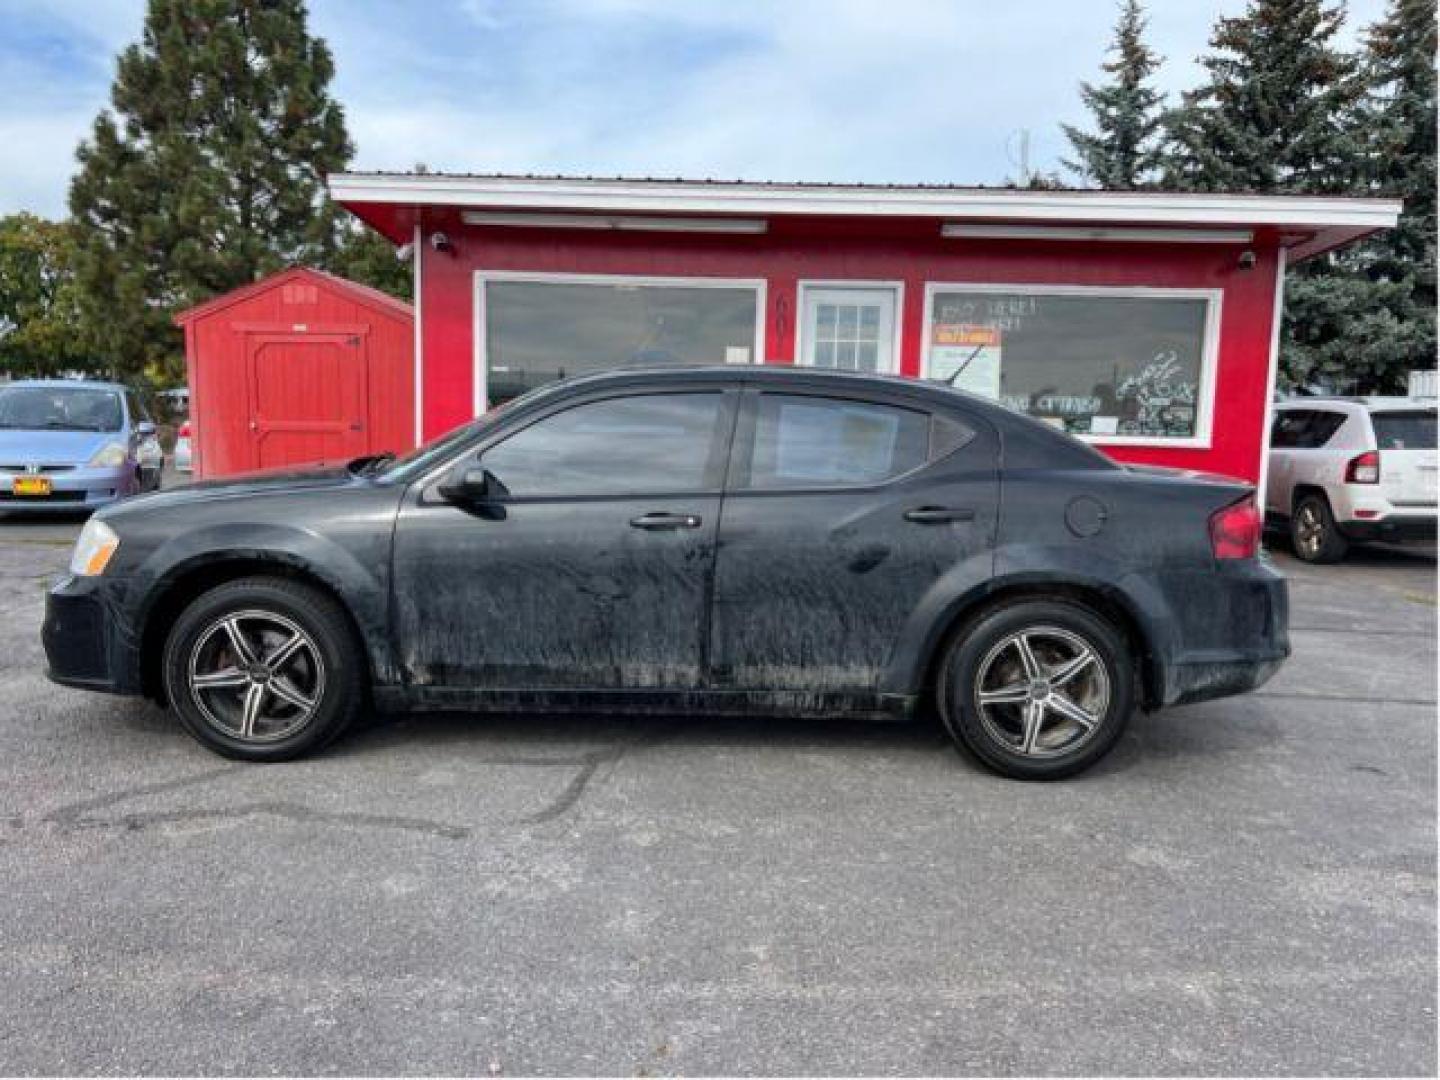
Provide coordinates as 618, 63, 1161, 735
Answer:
0, 0, 1387, 218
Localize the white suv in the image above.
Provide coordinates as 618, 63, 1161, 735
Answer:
1266, 397, 1437, 563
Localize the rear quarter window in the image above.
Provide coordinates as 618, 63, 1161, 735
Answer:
1372, 411, 1437, 450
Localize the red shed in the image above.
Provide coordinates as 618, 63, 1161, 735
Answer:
174, 266, 415, 478
330, 173, 1399, 494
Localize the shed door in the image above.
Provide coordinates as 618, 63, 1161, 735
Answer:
247, 333, 367, 469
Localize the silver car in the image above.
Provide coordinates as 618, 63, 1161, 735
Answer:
0, 380, 163, 515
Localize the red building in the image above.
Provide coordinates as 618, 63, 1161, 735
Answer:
175, 266, 415, 478
330, 174, 1398, 485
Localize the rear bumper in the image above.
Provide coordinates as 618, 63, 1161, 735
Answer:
1165, 655, 1285, 706
0, 465, 136, 513
1149, 559, 1290, 708
42, 574, 142, 695
1338, 513, 1438, 544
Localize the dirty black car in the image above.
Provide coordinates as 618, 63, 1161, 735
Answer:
43, 367, 1289, 779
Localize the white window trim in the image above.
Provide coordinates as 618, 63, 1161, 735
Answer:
412, 223, 424, 447
1256, 249, 1288, 509
920, 281, 1224, 449
794, 280, 904, 375
472, 270, 767, 414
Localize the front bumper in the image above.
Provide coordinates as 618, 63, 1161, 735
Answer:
0, 465, 136, 514
43, 574, 142, 694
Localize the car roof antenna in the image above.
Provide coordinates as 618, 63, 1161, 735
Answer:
938, 343, 985, 387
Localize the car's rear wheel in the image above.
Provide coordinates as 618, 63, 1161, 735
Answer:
1290, 493, 1348, 564
937, 600, 1134, 780
162, 576, 364, 761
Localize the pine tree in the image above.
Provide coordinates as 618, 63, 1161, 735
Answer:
1157, 0, 1434, 391
69, 0, 353, 384
1162, 0, 1363, 194
1278, 0, 1435, 393
1061, 0, 1166, 189
1354, 0, 1436, 386
329, 221, 414, 302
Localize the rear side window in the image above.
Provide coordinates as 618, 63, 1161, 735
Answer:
743, 394, 931, 489
1372, 411, 1437, 450
480, 392, 724, 497
1272, 409, 1345, 449
1307, 411, 1345, 447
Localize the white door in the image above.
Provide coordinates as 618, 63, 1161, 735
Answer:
799, 286, 898, 374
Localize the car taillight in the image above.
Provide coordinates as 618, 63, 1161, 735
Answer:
1345, 450, 1380, 484
178, 421, 191, 437
1209, 495, 1261, 560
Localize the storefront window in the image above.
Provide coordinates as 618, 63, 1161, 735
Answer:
481, 277, 761, 407
924, 288, 1214, 439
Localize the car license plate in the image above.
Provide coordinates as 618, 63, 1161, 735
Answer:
11, 476, 52, 496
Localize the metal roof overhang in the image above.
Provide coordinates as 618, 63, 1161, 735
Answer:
328, 173, 1401, 261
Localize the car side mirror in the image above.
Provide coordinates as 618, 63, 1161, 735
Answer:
438, 464, 505, 506
136, 421, 156, 436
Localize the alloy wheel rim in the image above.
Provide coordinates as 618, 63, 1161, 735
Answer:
973, 625, 1110, 759
187, 609, 325, 743
1296, 505, 1323, 557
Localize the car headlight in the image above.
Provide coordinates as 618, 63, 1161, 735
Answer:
70, 518, 120, 577
87, 442, 128, 468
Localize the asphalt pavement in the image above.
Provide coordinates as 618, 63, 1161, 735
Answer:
0, 507, 1433, 1075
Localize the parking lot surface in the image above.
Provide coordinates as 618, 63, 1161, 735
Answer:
0, 510, 1434, 1076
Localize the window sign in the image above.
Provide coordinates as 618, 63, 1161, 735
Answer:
929, 324, 1002, 398
925, 288, 1214, 440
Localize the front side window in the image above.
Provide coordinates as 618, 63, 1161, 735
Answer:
482, 278, 760, 407
0, 387, 123, 432
744, 394, 930, 490
480, 393, 724, 497
926, 288, 1213, 440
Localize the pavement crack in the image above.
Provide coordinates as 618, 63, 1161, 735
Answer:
518, 732, 671, 826
41, 764, 470, 839
84, 802, 471, 839
43, 765, 245, 826
1253, 689, 1437, 706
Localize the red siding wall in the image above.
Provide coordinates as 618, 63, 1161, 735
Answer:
181, 269, 415, 478
417, 214, 1280, 483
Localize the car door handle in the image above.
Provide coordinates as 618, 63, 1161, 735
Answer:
903, 506, 975, 524
629, 512, 703, 530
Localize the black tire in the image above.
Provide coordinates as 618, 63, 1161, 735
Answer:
1290, 493, 1349, 564
936, 600, 1134, 780
162, 576, 365, 761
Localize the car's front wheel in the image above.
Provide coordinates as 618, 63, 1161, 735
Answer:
162, 576, 364, 761
937, 600, 1134, 780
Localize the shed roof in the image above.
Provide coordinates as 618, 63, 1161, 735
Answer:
329, 171, 1400, 261
173, 266, 411, 326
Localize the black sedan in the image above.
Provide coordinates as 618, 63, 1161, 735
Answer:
43, 367, 1289, 779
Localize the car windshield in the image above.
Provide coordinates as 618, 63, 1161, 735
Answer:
0, 386, 123, 432
374, 388, 544, 481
